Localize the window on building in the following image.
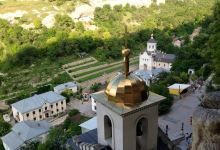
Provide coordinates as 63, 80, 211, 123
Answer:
52, 111, 53, 114
45, 107, 47, 111
40, 115, 42, 119
104, 115, 112, 140
159, 63, 160, 66
39, 109, 41, 112
152, 45, 154, 49
61, 101, 63, 104
26, 113, 29, 117
51, 105, 53, 108
33, 117, 36, 121
33, 111, 35, 115
61, 107, 64, 110
164, 64, 166, 67
57, 109, 59, 112
95, 106, 97, 110
149, 45, 151, 49
56, 103, 58, 106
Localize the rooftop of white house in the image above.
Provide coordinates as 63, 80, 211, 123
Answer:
11, 91, 66, 113
54, 81, 77, 91
168, 83, 191, 90
1, 120, 51, 150
135, 68, 167, 79
79, 117, 97, 131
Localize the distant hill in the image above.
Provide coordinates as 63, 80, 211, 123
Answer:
0, 0, 167, 29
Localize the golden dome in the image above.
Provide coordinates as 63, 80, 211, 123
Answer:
105, 73, 149, 106
105, 47, 149, 106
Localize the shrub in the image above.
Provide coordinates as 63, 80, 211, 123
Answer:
61, 89, 73, 103
36, 85, 52, 94
0, 121, 11, 136
68, 109, 79, 117
89, 82, 102, 92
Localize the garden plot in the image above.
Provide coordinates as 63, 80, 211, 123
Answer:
62, 57, 96, 70
63, 56, 139, 83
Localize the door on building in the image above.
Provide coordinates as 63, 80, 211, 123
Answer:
45, 113, 49, 118
144, 64, 148, 70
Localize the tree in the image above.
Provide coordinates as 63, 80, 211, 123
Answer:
75, 22, 85, 32
33, 19, 42, 29
61, 89, 73, 103
38, 128, 66, 150
89, 82, 101, 92
0, 121, 11, 136
36, 85, 52, 94
55, 14, 75, 30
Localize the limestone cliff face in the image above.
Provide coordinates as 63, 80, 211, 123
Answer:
192, 92, 220, 150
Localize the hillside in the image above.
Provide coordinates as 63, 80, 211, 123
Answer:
0, 0, 164, 28
0, 0, 218, 102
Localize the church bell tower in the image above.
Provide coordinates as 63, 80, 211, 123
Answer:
91, 28, 165, 150
147, 34, 157, 52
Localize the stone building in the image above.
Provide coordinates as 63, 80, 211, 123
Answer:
11, 91, 66, 122
192, 91, 220, 150
139, 34, 176, 71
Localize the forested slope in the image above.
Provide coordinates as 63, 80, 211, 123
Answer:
0, 0, 215, 71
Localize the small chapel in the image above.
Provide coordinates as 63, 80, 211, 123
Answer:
71, 41, 167, 150
139, 34, 176, 71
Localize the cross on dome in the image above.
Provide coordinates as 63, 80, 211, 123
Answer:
151, 33, 154, 39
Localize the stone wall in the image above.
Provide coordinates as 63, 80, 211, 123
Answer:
192, 91, 220, 150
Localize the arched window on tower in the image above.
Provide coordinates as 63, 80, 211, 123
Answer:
104, 115, 112, 140
136, 118, 147, 150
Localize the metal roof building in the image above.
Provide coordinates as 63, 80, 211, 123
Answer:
154, 52, 176, 63
11, 91, 65, 113
79, 117, 97, 133
54, 82, 77, 94
1, 120, 51, 150
134, 68, 167, 86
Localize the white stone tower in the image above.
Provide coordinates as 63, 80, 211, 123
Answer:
92, 47, 165, 150
147, 34, 157, 53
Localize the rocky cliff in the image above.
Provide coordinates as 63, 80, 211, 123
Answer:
192, 91, 220, 150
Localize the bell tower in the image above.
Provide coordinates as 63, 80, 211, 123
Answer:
92, 28, 165, 150
147, 34, 157, 52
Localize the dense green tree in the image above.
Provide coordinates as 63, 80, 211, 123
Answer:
61, 89, 73, 103
55, 14, 75, 30
0, 121, 11, 137
89, 82, 101, 92
38, 128, 66, 150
